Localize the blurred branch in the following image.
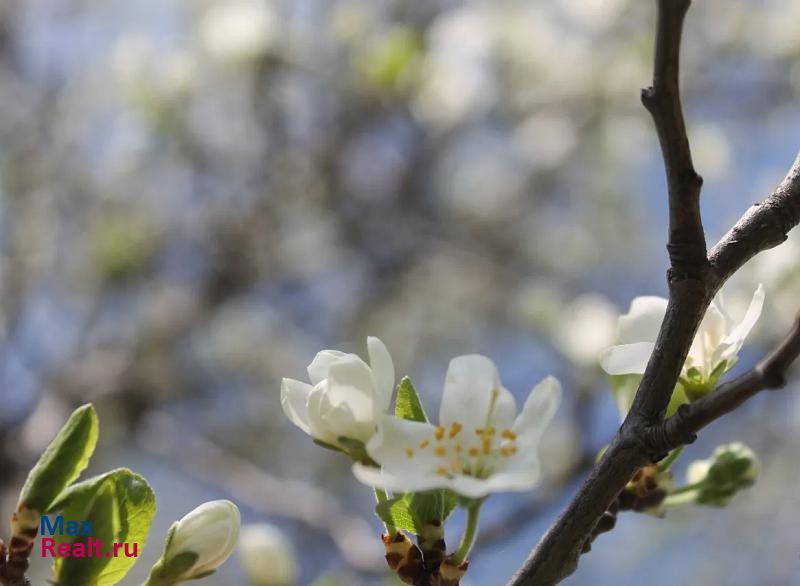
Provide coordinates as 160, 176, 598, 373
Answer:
137, 411, 385, 574
509, 1, 800, 584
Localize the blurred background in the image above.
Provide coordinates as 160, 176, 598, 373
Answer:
0, 0, 799, 584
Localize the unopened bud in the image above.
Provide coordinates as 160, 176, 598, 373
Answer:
687, 442, 759, 507
147, 500, 240, 584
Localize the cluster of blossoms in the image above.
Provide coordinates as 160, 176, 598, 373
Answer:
598, 285, 764, 516
280, 284, 766, 582
281, 338, 560, 499
281, 337, 560, 583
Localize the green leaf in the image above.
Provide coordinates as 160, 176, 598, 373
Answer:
376, 494, 416, 533
19, 404, 99, 511
395, 377, 428, 423
409, 490, 457, 528
50, 468, 156, 586
52, 480, 117, 586
375, 490, 457, 534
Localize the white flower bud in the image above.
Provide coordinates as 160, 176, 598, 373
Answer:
164, 500, 241, 581
239, 524, 297, 586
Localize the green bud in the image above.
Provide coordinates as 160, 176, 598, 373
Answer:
687, 442, 759, 507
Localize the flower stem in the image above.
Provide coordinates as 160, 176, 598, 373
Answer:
452, 503, 481, 566
658, 446, 684, 471
374, 488, 397, 535
667, 480, 704, 496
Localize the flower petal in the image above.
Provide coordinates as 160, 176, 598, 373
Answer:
280, 378, 313, 435
306, 384, 334, 442
600, 342, 655, 375
618, 296, 668, 344
326, 354, 375, 420
448, 475, 494, 499
320, 398, 374, 443
367, 336, 395, 417
512, 376, 561, 454
365, 415, 439, 477
485, 469, 541, 493
720, 284, 765, 357
307, 349, 347, 385
439, 355, 516, 431
351, 464, 447, 493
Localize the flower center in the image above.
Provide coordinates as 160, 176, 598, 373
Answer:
404, 389, 520, 479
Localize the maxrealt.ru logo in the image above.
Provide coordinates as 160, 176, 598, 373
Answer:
39, 516, 139, 559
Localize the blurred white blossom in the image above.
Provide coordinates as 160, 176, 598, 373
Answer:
111, 35, 195, 101
200, 1, 280, 63
239, 524, 297, 585
554, 294, 618, 367
415, 5, 496, 128
692, 124, 732, 180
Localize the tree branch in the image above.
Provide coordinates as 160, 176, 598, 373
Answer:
641, 0, 707, 279
709, 153, 800, 283
508, 1, 800, 583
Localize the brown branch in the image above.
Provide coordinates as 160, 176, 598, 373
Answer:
709, 152, 800, 283
660, 313, 800, 448
508, 1, 800, 584
641, 0, 707, 280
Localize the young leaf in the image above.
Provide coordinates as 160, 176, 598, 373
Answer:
18, 404, 99, 512
375, 490, 457, 534
395, 377, 428, 423
375, 493, 416, 534
52, 479, 117, 586
409, 490, 457, 528
49, 468, 156, 586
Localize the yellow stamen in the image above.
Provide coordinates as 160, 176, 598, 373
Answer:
449, 422, 463, 438
468, 447, 480, 457
419, 440, 430, 449
436, 467, 450, 477
434, 426, 446, 441
434, 446, 447, 457
501, 429, 517, 440
405, 448, 415, 459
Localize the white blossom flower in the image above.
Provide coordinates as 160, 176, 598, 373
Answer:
238, 524, 297, 585
281, 337, 395, 450
156, 500, 241, 582
601, 285, 764, 398
354, 355, 560, 499
200, 1, 279, 63
554, 294, 618, 367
